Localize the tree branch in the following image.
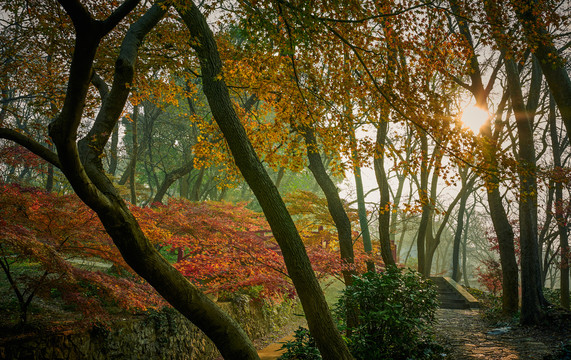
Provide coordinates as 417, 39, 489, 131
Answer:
56, 0, 93, 33
100, 0, 141, 34
0, 128, 61, 168
91, 72, 110, 100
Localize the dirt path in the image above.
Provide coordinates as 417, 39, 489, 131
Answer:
434, 309, 567, 359
256, 308, 570, 359
255, 316, 307, 360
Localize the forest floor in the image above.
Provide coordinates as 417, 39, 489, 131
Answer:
255, 307, 571, 360
434, 307, 571, 359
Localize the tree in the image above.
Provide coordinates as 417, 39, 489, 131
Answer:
3, 2, 263, 359
446, 0, 519, 315
451, 167, 477, 282
510, 0, 571, 141
482, 0, 547, 324
549, 95, 570, 309
176, 3, 354, 358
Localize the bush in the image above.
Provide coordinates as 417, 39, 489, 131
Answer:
278, 326, 321, 360
466, 287, 518, 324
279, 267, 441, 360
334, 266, 440, 359
543, 288, 571, 309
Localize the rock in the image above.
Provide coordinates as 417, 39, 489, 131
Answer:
487, 327, 511, 335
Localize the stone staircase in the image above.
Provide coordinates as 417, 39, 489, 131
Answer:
430, 277, 479, 309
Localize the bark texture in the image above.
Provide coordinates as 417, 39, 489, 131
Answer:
549, 96, 570, 309
45, 3, 261, 359
177, 3, 354, 359
374, 120, 396, 267
450, 0, 519, 314
511, 0, 571, 141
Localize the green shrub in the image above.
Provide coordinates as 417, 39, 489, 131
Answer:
279, 267, 441, 360
543, 288, 571, 309
466, 287, 517, 324
334, 266, 440, 360
278, 326, 321, 360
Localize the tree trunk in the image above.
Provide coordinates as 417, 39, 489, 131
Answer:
177, 4, 354, 359
347, 110, 374, 272
301, 126, 356, 285
452, 171, 474, 281
354, 165, 375, 272
480, 89, 519, 315
191, 168, 205, 201
451, 0, 519, 314
512, 0, 571, 142
424, 221, 436, 276
390, 174, 406, 262
129, 106, 138, 205
504, 56, 545, 324
452, 196, 467, 281
374, 120, 396, 267
109, 123, 119, 176
153, 159, 194, 204
462, 205, 473, 287
416, 132, 430, 275
179, 147, 192, 199
549, 95, 570, 309
45, 4, 263, 359
46, 162, 54, 192
423, 143, 452, 276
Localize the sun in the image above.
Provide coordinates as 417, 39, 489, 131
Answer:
461, 104, 489, 134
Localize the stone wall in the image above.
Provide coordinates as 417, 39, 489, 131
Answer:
0, 296, 301, 360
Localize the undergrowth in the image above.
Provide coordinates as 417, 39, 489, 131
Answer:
279, 266, 444, 360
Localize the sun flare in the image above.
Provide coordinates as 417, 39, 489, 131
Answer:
461, 104, 489, 134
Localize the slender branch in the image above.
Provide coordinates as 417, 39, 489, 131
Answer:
0, 128, 61, 168
78, 2, 169, 197
484, 56, 503, 98
91, 72, 110, 100
274, 0, 434, 24
100, 0, 142, 34
83, 2, 168, 155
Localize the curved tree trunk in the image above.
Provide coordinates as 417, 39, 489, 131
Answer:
301, 126, 358, 331
301, 127, 356, 284
176, 4, 354, 359
45, 4, 262, 359
153, 158, 194, 204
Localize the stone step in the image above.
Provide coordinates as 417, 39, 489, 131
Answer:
430, 277, 479, 310
440, 301, 472, 309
